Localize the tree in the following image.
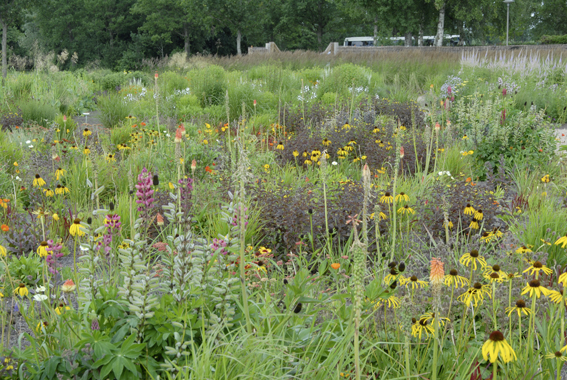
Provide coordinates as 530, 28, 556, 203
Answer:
0, 0, 33, 79
207, 0, 259, 55
132, 0, 209, 59
282, 0, 339, 51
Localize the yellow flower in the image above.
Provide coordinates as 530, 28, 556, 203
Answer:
43, 188, 54, 197
370, 212, 387, 220
106, 154, 116, 163
544, 350, 567, 362
304, 160, 312, 165
548, 290, 567, 305
83, 146, 90, 155
541, 174, 550, 183
469, 218, 480, 230
482, 331, 516, 363
523, 261, 553, 276
33, 174, 46, 188
52, 213, 59, 221
292, 150, 299, 157
555, 234, 567, 248
395, 192, 410, 202
473, 209, 483, 220
55, 168, 66, 180
411, 317, 434, 340
55, 303, 71, 315
444, 269, 469, 288
374, 292, 401, 309
69, 219, 85, 237
463, 204, 475, 215
13, 162, 18, 167
443, 220, 454, 229
458, 283, 491, 306
397, 205, 415, 215
83, 128, 92, 137
263, 164, 270, 173
14, 283, 29, 297
419, 311, 449, 327
506, 299, 531, 318
168, 182, 175, 190
459, 250, 486, 270
37, 241, 49, 257
322, 138, 331, 146
0, 245, 6, 257
521, 279, 550, 298
485, 271, 504, 283
276, 142, 284, 150
559, 272, 567, 286
380, 192, 394, 204
203, 139, 208, 145
515, 246, 532, 254
405, 275, 428, 289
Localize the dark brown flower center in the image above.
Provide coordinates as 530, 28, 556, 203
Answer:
555, 351, 562, 358
489, 331, 504, 342
412, 318, 417, 324
473, 282, 482, 290
35, 174, 40, 178
529, 279, 541, 288
470, 250, 479, 258
19, 284, 25, 288
477, 209, 482, 214
516, 299, 526, 308
492, 265, 500, 271
410, 275, 418, 282
390, 268, 398, 275
533, 261, 542, 268
385, 192, 391, 197
419, 319, 428, 326
490, 273, 499, 279
40, 241, 48, 247
450, 269, 458, 276
73, 219, 81, 224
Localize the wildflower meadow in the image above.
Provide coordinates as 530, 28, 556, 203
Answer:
2, 50, 567, 379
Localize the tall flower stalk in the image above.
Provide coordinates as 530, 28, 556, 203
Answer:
430, 257, 444, 380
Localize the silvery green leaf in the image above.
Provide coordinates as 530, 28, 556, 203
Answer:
86, 178, 93, 188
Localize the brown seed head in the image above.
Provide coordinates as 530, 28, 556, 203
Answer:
470, 250, 479, 258
529, 279, 541, 288
450, 269, 458, 276
490, 273, 499, 279
473, 282, 482, 290
516, 299, 526, 308
410, 275, 418, 282
533, 261, 542, 268
492, 265, 500, 271
489, 331, 504, 342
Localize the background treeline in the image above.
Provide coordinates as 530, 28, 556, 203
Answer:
0, 0, 566, 71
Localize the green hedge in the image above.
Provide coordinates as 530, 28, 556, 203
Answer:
540, 35, 567, 44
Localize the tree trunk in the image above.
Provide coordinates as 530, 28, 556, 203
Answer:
1, 16, 6, 80
184, 23, 190, 59
373, 17, 378, 46
418, 19, 424, 46
404, 32, 412, 47
434, 3, 445, 47
317, 25, 322, 51
236, 29, 242, 56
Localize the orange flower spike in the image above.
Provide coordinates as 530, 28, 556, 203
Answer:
156, 213, 164, 226
430, 257, 445, 285
174, 128, 183, 143
331, 263, 341, 270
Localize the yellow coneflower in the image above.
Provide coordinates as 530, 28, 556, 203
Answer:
14, 283, 29, 297
469, 218, 480, 230
420, 312, 449, 327
458, 282, 491, 306
372, 127, 380, 133
33, 174, 46, 188
473, 209, 484, 220
55, 168, 66, 180
43, 188, 54, 197
37, 241, 49, 257
559, 272, 567, 286
0, 245, 7, 257
485, 271, 504, 283
523, 261, 553, 276
430, 257, 444, 285
370, 211, 388, 220
380, 192, 394, 204
541, 175, 550, 183
83, 128, 92, 137
397, 205, 415, 215
521, 279, 550, 298
459, 250, 487, 270
480, 231, 494, 243
69, 219, 85, 237
405, 275, 428, 289
463, 204, 475, 215
292, 150, 299, 157
443, 220, 454, 229
515, 245, 532, 254
483, 264, 506, 278
304, 159, 312, 165
555, 234, 567, 248
444, 269, 469, 288
322, 138, 331, 146
383, 267, 404, 285
411, 317, 434, 339
375, 292, 401, 309
548, 290, 567, 305
55, 303, 71, 315
302, 150, 308, 157
506, 299, 531, 317
395, 192, 410, 202
492, 228, 503, 238
482, 331, 517, 363
106, 153, 116, 163
52, 213, 59, 221
544, 350, 567, 362
276, 142, 284, 150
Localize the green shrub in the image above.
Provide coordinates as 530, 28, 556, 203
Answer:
189, 65, 228, 106
111, 123, 132, 146
54, 114, 78, 136
0, 130, 23, 170
98, 93, 131, 128
160, 71, 190, 95
16, 99, 57, 125
101, 72, 126, 91
540, 35, 567, 44
317, 63, 372, 98
321, 92, 338, 105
